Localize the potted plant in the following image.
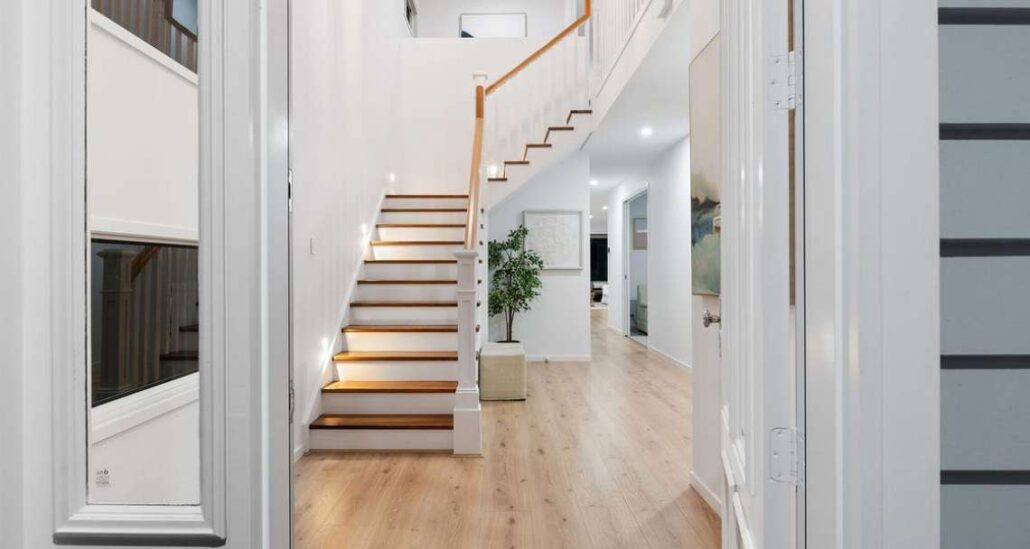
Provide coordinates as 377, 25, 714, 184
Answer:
481, 225, 543, 400
488, 225, 544, 342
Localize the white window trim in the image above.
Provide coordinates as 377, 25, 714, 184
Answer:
49, 0, 292, 546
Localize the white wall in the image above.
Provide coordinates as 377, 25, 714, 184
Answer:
396, 37, 536, 193
89, 374, 200, 504
605, 138, 693, 367
415, 0, 576, 38
686, 0, 722, 514
290, 0, 410, 459
488, 153, 591, 360
87, 12, 199, 243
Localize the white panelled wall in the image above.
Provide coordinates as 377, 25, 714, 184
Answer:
290, 0, 410, 460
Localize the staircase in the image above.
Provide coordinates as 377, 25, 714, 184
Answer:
308, 194, 473, 452
305, 0, 662, 454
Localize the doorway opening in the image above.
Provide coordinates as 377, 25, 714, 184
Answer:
624, 189, 649, 346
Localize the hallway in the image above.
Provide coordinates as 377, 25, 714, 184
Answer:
294, 309, 720, 548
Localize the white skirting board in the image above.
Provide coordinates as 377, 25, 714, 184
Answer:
690, 469, 723, 516
526, 355, 592, 363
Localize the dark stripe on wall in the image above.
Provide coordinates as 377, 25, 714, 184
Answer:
939, 8, 1030, 25
941, 239, 1030, 257
940, 124, 1030, 140
942, 355, 1030, 370
942, 470, 1030, 485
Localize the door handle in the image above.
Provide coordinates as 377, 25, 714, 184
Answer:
702, 309, 721, 327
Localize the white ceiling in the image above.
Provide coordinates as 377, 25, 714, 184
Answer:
585, 4, 692, 232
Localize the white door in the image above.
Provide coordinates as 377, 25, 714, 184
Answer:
719, 0, 800, 546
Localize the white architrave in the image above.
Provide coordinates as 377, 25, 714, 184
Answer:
803, 0, 941, 547
48, 0, 292, 546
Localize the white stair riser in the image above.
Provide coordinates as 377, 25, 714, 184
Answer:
362, 263, 458, 279
320, 393, 454, 414
370, 245, 463, 260
376, 226, 466, 241
309, 429, 452, 451
336, 360, 458, 381
342, 331, 458, 352
383, 198, 468, 209
350, 306, 458, 324
356, 284, 456, 301
379, 211, 467, 224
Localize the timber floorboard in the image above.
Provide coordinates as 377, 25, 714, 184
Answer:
293, 309, 721, 549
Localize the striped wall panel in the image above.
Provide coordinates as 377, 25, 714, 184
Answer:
938, 3, 1030, 546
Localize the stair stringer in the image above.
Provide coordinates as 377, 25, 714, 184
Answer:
485, 110, 594, 210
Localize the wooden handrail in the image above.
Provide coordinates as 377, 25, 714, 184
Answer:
467, 1, 592, 250
465, 85, 485, 249
484, 0, 592, 96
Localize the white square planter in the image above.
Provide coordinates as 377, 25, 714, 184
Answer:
480, 342, 527, 401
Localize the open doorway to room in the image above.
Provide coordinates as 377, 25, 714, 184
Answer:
590, 233, 609, 309
624, 190, 649, 345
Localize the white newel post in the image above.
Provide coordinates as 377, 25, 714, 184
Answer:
453, 249, 482, 455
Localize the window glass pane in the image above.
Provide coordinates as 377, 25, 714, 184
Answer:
90, 240, 198, 406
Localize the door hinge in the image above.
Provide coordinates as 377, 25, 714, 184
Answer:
771, 51, 801, 111
288, 378, 295, 425
769, 427, 803, 485
288, 169, 294, 214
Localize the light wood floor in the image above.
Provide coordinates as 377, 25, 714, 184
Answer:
293, 309, 721, 549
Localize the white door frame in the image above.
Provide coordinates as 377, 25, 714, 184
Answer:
622, 187, 648, 338
5, 0, 292, 546
802, 0, 940, 547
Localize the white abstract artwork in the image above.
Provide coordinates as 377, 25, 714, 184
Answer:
523, 210, 582, 270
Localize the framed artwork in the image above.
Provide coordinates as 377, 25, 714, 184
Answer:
523, 210, 583, 270
459, 13, 528, 38
689, 36, 721, 295
632, 218, 648, 250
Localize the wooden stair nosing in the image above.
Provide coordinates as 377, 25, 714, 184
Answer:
566, 108, 593, 124
310, 414, 454, 430
487, 177, 508, 182
342, 323, 457, 333
381, 208, 468, 213
369, 240, 464, 246
504, 160, 530, 165
333, 350, 459, 362
322, 380, 458, 394
384, 194, 469, 199
350, 300, 457, 307
376, 223, 466, 228
357, 279, 457, 285
364, 259, 458, 265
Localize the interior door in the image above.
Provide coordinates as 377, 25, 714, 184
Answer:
719, 0, 800, 546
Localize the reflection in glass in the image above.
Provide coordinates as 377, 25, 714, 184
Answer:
90, 240, 199, 406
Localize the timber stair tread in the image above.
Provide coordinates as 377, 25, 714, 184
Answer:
504, 160, 530, 165
488, 177, 508, 182
310, 414, 454, 430
364, 259, 457, 264
381, 208, 467, 213
357, 279, 457, 285
179, 323, 199, 333
566, 109, 593, 123
350, 300, 457, 307
525, 143, 552, 148
385, 194, 469, 199
322, 380, 458, 394
369, 240, 464, 246
333, 350, 459, 362
160, 350, 198, 361
342, 323, 457, 333
376, 223, 466, 228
